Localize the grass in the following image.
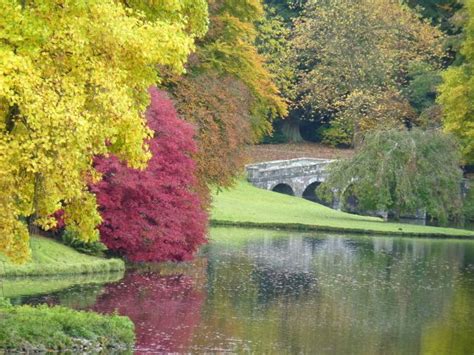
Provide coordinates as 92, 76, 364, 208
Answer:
0, 298, 134, 353
0, 236, 125, 277
2, 272, 124, 299
211, 181, 474, 238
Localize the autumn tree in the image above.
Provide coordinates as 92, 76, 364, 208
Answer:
438, 0, 474, 163
0, 0, 205, 262
168, 0, 287, 203
93, 88, 207, 262
289, 0, 444, 145
317, 129, 463, 223
256, 4, 298, 143
171, 74, 254, 199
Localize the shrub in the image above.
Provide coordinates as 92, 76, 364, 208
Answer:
62, 230, 108, 257
92, 87, 207, 262
0, 298, 11, 309
0, 303, 134, 352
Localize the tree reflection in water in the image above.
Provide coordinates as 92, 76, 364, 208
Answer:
91, 269, 205, 353
10, 229, 474, 353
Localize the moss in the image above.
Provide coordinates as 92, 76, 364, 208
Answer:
0, 236, 125, 277
211, 181, 474, 238
0, 298, 134, 353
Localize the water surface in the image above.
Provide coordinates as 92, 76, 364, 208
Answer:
11, 228, 474, 354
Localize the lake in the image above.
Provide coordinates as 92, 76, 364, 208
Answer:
8, 227, 474, 354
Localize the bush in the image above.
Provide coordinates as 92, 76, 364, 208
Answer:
62, 230, 108, 257
321, 123, 353, 147
0, 298, 11, 309
0, 303, 135, 353
261, 123, 289, 144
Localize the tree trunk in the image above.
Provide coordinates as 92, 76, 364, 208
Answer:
394, 206, 401, 221
28, 173, 42, 236
352, 120, 363, 149
28, 215, 40, 236
281, 117, 304, 143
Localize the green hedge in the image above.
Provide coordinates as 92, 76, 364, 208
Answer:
0, 298, 134, 353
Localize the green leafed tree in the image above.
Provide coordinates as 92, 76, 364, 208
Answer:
405, 0, 461, 33
317, 129, 463, 223
438, 0, 474, 164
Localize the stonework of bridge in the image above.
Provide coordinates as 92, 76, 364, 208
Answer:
245, 158, 335, 203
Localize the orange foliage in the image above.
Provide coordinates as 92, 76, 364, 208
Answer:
166, 0, 286, 205
171, 73, 254, 205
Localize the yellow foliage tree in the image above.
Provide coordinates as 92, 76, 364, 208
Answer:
0, 0, 205, 262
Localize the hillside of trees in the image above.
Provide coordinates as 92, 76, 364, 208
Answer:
0, 0, 473, 263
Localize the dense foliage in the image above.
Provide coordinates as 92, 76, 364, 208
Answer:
172, 74, 254, 197
317, 129, 463, 223
290, 0, 443, 146
0, 0, 205, 262
169, 0, 287, 200
438, 0, 474, 163
405, 0, 461, 32
122, 0, 209, 38
93, 88, 207, 262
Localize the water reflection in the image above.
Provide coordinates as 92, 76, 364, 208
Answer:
200, 229, 474, 353
91, 271, 204, 353
5, 271, 124, 305
12, 228, 474, 353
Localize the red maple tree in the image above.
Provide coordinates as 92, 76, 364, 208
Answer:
92, 87, 207, 262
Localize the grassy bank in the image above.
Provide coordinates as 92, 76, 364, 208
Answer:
0, 298, 134, 353
0, 236, 125, 277
211, 181, 474, 238
3, 272, 124, 300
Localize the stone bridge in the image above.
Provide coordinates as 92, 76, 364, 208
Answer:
245, 158, 335, 204
246, 158, 470, 220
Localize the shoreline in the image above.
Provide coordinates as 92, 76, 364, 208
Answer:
211, 220, 474, 239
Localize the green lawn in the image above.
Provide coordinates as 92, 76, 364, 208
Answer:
211, 181, 474, 238
0, 236, 125, 277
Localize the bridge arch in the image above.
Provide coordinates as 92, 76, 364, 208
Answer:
302, 181, 321, 202
272, 183, 295, 196
302, 181, 329, 206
